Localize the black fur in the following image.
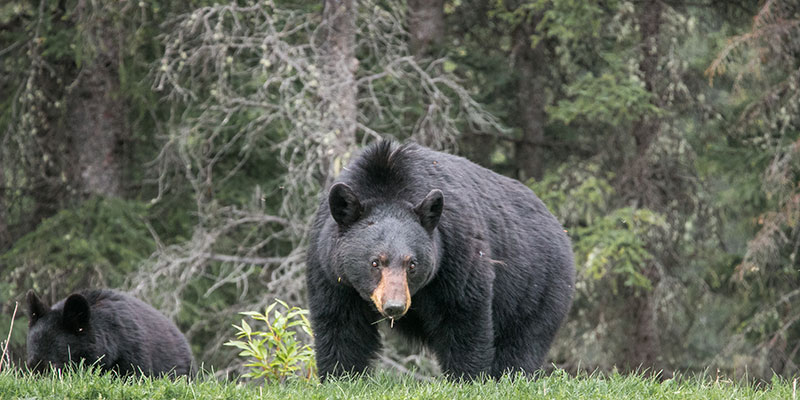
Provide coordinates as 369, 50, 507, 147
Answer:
306, 141, 575, 380
26, 289, 194, 377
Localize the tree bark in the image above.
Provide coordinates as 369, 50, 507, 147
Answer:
65, 15, 127, 198
4, 5, 129, 245
631, 0, 663, 158
408, 0, 445, 58
511, 14, 548, 182
320, 0, 357, 184
407, 0, 448, 146
620, 0, 664, 373
0, 163, 9, 250
621, 266, 662, 372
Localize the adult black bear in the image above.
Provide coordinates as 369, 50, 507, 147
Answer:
306, 141, 575, 380
26, 289, 194, 377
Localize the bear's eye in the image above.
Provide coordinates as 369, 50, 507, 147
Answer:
409, 262, 416, 270
371, 260, 379, 268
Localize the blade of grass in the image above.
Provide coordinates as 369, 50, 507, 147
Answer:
0, 302, 18, 372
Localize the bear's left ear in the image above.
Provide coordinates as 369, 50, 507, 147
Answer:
329, 182, 363, 227
414, 189, 444, 232
62, 294, 91, 334
26, 290, 49, 325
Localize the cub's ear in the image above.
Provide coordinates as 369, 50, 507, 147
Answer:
26, 290, 49, 325
329, 183, 363, 227
62, 294, 91, 334
415, 189, 444, 232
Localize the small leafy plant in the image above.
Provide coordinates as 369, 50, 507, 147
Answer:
224, 299, 316, 383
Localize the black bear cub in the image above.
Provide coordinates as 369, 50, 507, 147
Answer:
307, 141, 575, 380
26, 289, 194, 377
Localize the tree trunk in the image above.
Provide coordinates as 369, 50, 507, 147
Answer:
408, 0, 444, 58
632, 0, 662, 157
4, 5, 128, 245
0, 163, 9, 250
620, 0, 664, 373
406, 0, 448, 146
511, 14, 548, 182
621, 265, 662, 372
65, 15, 127, 198
320, 0, 357, 184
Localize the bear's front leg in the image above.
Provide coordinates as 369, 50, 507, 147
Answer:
308, 277, 382, 381
424, 292, 495, 380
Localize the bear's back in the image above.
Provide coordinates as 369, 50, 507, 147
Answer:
66, 289, 194, 376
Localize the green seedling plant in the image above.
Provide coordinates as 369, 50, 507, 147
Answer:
225, 299, 317, 383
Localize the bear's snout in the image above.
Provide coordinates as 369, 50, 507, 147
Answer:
370, 267, 410, 318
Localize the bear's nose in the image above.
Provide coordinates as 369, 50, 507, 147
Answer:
383, 300, 406, 318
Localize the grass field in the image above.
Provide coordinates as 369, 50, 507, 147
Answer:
0, 367, 796, 399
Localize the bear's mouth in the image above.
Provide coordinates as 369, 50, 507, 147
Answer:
370, 268, 410, 320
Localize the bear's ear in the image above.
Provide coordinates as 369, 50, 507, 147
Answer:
62, 294, 91, 334
414, 189, 444, 232
26, 290, 49, 325
329, 183, 363, 227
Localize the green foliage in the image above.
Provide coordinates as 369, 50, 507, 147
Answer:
538, 0, 608, 45
696, 1, 800, 374
549, 72, 663, 127
225, 299, 316, 383
0, 2, 32, 25
530, 162, 615, 227
573, 207, 666, 292
531, 163, 676, 369
531, 163, 665, 292
491, 0, 607, 46
1, 197, 154, 288
531, 0, 664, 128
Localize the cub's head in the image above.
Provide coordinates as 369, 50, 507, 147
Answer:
26, 290, 97, 372
327, 183, 443, 320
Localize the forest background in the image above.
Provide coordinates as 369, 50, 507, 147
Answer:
0, 0, 798, 380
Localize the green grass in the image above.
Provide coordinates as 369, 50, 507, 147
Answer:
0, 366, 795, 400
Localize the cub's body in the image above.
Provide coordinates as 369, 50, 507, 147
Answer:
26, 289, 193, 377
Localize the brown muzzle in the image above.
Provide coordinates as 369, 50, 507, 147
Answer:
370, 267, 410, 318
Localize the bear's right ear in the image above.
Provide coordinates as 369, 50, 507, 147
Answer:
62, 294, 91, 334
414, 189, 444, 232
26, 290, 48, 325
329, 183, 363, 227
